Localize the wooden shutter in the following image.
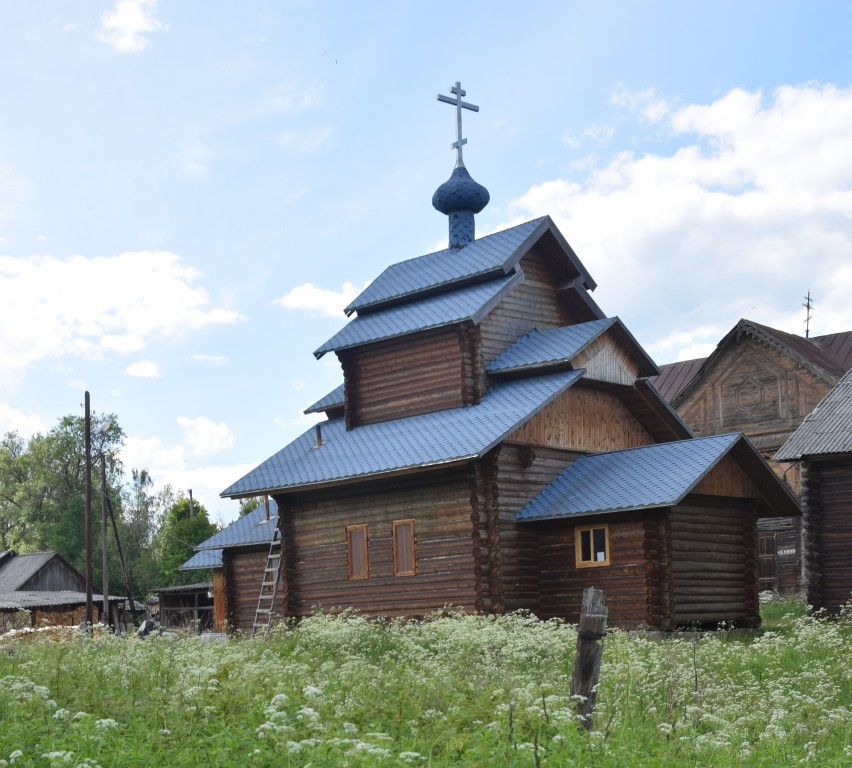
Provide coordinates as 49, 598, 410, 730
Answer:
393, 519, 416, 576
347, 525, 369, 579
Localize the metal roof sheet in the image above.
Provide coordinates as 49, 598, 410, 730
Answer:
0, 552, 58, 592
154, 582, 212, 594
315, 273, 520, 358
303, 384, 345, 415
179, 549, 223, 571
0, 591, 124, 610
516, 433, 743, 521
486, 318, 616, 373
811, 330, 852, 372
650, 357, 706, 402
222, 370, 585, 498
345, 217, 547, 314
195, 501, 279, 551
775, 369, 852, 460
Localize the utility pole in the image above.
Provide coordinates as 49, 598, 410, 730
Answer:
189, 489, 194, 517
100, 453, 110, 629
84, 392, 93, 627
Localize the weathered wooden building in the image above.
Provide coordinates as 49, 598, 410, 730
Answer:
209, 93, 799, 630
651, 320, 852, 594
183, 502, 278, 632
0, 550, 122, 632
776, 370, 852, 613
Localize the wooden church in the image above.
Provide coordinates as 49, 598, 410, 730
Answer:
212, 84, 799, 631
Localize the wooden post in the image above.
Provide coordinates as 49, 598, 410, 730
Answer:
570, 587, 608, 731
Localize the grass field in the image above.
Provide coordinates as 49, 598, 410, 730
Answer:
0, 600, 850, 767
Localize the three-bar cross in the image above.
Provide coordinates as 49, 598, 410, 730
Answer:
437, 81, 479, 165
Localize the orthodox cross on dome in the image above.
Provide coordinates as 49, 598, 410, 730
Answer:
437, 81, 479, 166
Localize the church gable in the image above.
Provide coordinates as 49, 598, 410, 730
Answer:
506, 383, 655, 453
676, 335, 833, 444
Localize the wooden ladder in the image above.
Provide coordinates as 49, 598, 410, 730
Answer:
250, 525, 281, 638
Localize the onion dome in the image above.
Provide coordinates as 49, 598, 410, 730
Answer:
432, 164, 490, 249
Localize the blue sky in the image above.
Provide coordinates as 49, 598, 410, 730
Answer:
1, 1, 851, 524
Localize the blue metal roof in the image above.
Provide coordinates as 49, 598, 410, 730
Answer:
516, 434, 744, 521
314, 272, 521, 358
222, 370, 585, 497
303, 383, 344, 414
776, 368, 852, 460
179, 549, 223, 570
345, 217, 547, 314
195, 501, 279, 551
486, 318, 617, 374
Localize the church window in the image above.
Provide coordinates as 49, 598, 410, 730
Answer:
576, 524, 610, 567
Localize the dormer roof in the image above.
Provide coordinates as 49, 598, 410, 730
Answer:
345, 216, 596, 316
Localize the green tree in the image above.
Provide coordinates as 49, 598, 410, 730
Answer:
238, 496, 263, 517
156, 496, 218, 586
0, 414, 123, 572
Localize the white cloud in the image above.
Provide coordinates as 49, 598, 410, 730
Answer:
0, 403, 45, 438
179, 145, 211, 177
191, 354, 228, 365
273, 281, 367, 318
278, 126, 332, 153
0, 250, 244, 370
610, 87, 671, 123
126, 360, 159, 378
98, 0, 167, 54
178, 415, 235, 456
507, 83, 852, 363
123, 433, 252, 524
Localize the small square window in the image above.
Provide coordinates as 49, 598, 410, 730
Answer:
575, 524, 610, 568
347, 525, 369, 579
393, 519, 416, 576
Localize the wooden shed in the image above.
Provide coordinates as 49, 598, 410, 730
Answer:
0, 551, 123, 632
776, 370, 852, 614
209, 118, 801, 631
651, 319, 852, 594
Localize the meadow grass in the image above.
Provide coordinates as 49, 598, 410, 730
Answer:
0, 603, 849, 767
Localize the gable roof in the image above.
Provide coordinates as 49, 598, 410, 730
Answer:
304, 383, 345, 415
0, 551, 73, 592
195, 500, 280, 551
516, 433, 800, 522
222, 369, 585, 499
775, 369, 852, 461
486, 317, 659, 378
314, 272, 521, 359
345, 216, 596, 315
180, 549, 224, 570
653, 320, 852, 405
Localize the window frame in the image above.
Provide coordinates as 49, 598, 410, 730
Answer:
392, 519, 416, 577
346, 524, 369, 580
575, 524, 611, 568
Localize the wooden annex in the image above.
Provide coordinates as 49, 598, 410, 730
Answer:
776, 370, 852, 613
652, 320, 852, 594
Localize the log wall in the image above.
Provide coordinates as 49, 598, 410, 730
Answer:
340, 326, 474, 427
223, 548, 269, 632
802, 459, 852, 613
536, 514, 651, 627
507, 385, 655, 452
670, 498, 760, 627
491, 445, 582, 613
277, 469, 478, 617
478, 247, 577, 365
212, 568, 226, 632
